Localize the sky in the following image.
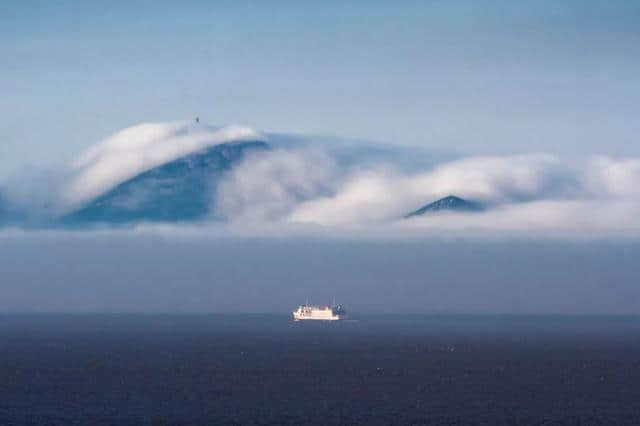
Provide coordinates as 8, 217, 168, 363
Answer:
2, 0, 640, 178
1, 1, 640, 313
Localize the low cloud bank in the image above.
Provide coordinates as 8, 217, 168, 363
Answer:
215, 148, 340, 222
218, 150, 640, 235
1, 120, 640, 238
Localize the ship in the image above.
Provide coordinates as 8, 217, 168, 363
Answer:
292, 303, 347, 321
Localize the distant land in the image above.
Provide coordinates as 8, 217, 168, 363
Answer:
405, 195, 484, 218
61, 141, 268, 226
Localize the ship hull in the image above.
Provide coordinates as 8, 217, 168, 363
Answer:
292, 305, 347, 321
293, 312, 345, 321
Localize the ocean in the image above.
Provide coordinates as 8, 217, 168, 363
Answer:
1, 313, 639, 425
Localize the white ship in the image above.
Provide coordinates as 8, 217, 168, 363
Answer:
292, 303, 347, 321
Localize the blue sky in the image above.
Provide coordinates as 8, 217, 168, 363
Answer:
2, 0, 639, 177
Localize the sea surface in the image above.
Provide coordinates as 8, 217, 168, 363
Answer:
1, 313, 640, 425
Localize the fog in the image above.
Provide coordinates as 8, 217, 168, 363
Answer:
1, 231, 638, 314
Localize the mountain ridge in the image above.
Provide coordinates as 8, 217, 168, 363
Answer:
405, 195, 485, 218
59, 140, 269, 226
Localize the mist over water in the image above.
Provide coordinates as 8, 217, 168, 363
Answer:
1, 232, 638, 314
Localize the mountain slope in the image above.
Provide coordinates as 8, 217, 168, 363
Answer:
0, 191, 23, 226
0, 192, 8, 225
60, 141, 268, 226
405, 195, 484, 218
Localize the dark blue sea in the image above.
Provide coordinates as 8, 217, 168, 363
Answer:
1, 314, 640, 425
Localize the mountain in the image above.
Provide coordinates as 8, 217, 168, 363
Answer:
0, 192, 8, 224
0, 191, 22, 226
60, 140, 268, 226
405, 195, 484, 218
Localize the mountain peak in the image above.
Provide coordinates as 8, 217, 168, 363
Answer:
405, 195, 484, 218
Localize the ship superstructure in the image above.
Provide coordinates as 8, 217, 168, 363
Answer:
292, 303, 347, 321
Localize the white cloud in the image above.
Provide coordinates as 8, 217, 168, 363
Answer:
2, 119, 640, 239
287, 154, 577, 225
209, 144, 640, 235
215, 148, 339, 222
582, 157, 640, 199
289, 168, 404, 225
405, 154, 575, 202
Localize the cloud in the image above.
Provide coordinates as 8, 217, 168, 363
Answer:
582, 157, 640, 199
287, 154, 577, 225
216, 147, 640, 236
2, 119, 640, 239
289, 167, 403, 225
215, 148, 339, 222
